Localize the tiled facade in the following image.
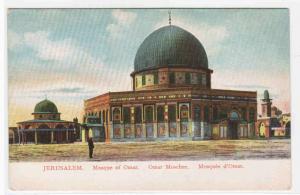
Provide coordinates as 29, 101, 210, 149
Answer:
83, 24, 258, 142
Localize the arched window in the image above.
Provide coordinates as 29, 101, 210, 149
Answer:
145, 106, 154, 123
113, 108, 121, 123
193, 105, 201, 122
157, 105, 164, 123
213, 107, 218, 121
259, 122, 265, 137
135, 107, 142, 123
204, 106, 209, 122
180, 105, 189, 120
168, 105, 176, 122
241, 108, 247, 120
99, 111, 102, 123
249, 108, 255, 122
229, 111, 239, 121
123, 107, 130, 124
219, 109, 227, 120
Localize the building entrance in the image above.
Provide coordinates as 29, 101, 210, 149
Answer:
228, 111, 240, 139
228, 121, 238, 139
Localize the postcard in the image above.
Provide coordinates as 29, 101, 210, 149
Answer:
7, 8, 291, 192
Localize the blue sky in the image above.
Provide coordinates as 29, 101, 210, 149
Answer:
8, 9, 290, 125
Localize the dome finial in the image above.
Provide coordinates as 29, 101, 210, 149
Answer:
168, 10, 171, 25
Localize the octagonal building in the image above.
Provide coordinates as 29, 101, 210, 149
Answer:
83, 24, 257, 142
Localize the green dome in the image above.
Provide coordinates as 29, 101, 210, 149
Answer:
264, 90, 270, 100
34, 99, 58, 113
134, 25, 208, 72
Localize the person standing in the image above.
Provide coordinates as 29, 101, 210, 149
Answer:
88, 137, 94, 158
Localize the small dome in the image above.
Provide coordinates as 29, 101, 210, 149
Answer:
134, 25, 208, 72
34, 99, 58, 113
264, 90, 270, 100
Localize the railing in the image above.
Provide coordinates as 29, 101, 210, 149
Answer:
111, 122, 205, 139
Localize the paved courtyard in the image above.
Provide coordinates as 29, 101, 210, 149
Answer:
9, 139, 290, 162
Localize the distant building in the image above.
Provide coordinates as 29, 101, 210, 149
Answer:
17, 99, 80, 144
271, 106, 282, 117
257, 90, 290, 138
279, 113, 291, 138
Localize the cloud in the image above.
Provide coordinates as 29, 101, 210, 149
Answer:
23, 31, 103, 68
24, 31, 74, 61
154, 18, 229, 57
223, 84, 270, 90
212, 68, 290, 113
8, 30, 23, 50
39, 87, 95, 94
106, 9, 137, 39
112, 9, 137, 25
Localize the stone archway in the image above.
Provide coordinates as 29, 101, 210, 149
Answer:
179, 104, 189, 137
145, 106, 154, 138
68, 124, 76, 142
9, 130, 15, 144
37, 124, 51, 144
23, 125, 35, 144
228, 111, 240, 139
55, 124, 66, 143
259, 122, 266, 137
285, 121, 291, 137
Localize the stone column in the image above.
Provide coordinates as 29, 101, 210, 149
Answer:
200, 122, 205, 139
141, 105, 146, 138
142, 123, 146, 138
176, 119, 181, 137
176, 104, 181, 137
17, 128, 21, 145
153, 120, 157, 138
66, 130, 69, 142
248, 123, 252, 138
82, 129, 86, 143
120, 121, 124, 138
130, 107, 135, 139
153, 105, 157, 139
246, 106, 250, 122
188, 108, 193, 138
200, 105, 204, 122
107, 109, 111, 143
35, 130, 38, 144
164, 105, 169, 137
208, 123, 212, 138
109, 122, 114, 140
51, 131, 54, 144
191, 120, 194, 137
